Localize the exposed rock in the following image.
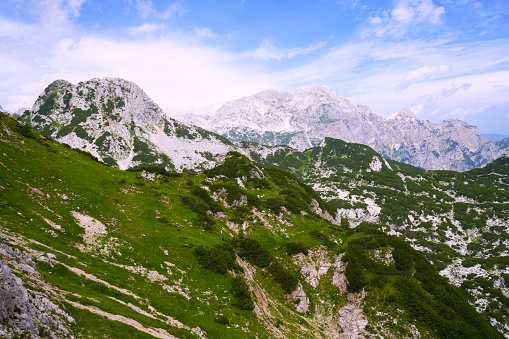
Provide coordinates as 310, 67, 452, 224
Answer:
290, 283, 309, 313
23, 78, 234, 172
0, 233, 74, 338
293, 246, 334, 288
338, 293, 368, 338
183, 87, 508, 171
331, 255, 348, 294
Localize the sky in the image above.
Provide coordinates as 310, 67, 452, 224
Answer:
1, 0, 509, 134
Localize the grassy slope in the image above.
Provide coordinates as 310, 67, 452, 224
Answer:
248, 134, 509, 334
0, 113, 501, 338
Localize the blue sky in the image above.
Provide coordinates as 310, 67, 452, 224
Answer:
1, 0, 509, 134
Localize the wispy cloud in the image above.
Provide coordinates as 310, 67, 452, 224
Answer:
254, 40, 326, 61
194, 27, 215, 38
7, 0, 86, 40
127, 23, 165, 35
448, 104, 490, 118
396, 65, 450, 91
132, 0, 184, 20
410, 83, 472, 113
365, 0, 445, 38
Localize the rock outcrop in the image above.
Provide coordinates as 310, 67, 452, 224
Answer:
0, 234, 74, 338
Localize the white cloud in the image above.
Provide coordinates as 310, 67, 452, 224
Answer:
396, 65, 450, 91
0, 19, 37, 40
133, 0, 184, 20
254, 40, 326, 61
135, 0, 154, 19
449, 105, 490, 118
194, 27, 215, 38
161, 1, 185, 19
0, 33, 274, 113
412, 83, 472, 107
0, 0, 86, 43
367, 0, 445, 38
127, 23, 165, 35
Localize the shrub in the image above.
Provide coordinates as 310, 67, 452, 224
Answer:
237, 238, 273, 268
181, 195, 208, 216
194, 245, 236, 274
285, 242, 308, 256
214, 315, 229, 326
309, 230, 336, 248
230, 276, 254, 311
190, 186, 223, 213
264, 197, 284, 214
393, 248, 412, 271
268, 262, 298, 294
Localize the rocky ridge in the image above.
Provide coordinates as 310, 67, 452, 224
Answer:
21, 78, 234, 171
182, 87, 509, 171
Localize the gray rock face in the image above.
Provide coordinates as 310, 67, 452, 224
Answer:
22, 78, 234, 172
183, 87, 509, 171
0, 235, 74, 338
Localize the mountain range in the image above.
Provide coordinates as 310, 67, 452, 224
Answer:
16, 78, 509, 173
2, 78, 509, 338
182, 87, 509, 171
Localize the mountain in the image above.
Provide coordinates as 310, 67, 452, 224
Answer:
0, 112, 503, 338
19, 78, 234, 171
182, 87, 508, 171
239, 137, 509, 336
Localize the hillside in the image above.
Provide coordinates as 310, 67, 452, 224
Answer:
0, 112, 502, 338
18, 78, 234, 171
182, 87, 508, 171
241, 138, 509, 335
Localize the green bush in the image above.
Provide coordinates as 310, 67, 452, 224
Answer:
190, 186, 223, 213
393, 248, 412, 271
268, 262, 298, 294
230, 276, 254, 311
194, 245, 237, 274
285, 242, 308, 256
237, 238, 273, 268
214, 315, 230, 326
181, 195, 208, 216
264, 197, 284, 214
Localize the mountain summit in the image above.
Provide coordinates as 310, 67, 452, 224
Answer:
21, 78, 233, 171
182, 87, 508, 171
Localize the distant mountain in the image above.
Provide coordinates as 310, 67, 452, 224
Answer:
482, 133, 509, 142
20, 78, 234, 171
182, 87, 508, 171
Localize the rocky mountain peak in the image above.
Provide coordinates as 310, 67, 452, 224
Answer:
390, 107, 418, 121
24, 78, 234, 171
30, 77, 163, 127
